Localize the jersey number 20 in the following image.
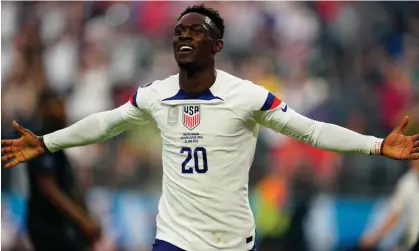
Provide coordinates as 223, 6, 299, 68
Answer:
180, 147, 208, 174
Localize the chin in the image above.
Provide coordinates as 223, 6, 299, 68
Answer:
177, 60, 199, 70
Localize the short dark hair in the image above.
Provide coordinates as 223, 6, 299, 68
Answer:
178, 4, 225, 39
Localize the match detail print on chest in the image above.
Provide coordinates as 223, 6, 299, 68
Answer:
165, 104, 204, 145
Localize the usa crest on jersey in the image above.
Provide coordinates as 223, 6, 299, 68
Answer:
183, 105, 200, 130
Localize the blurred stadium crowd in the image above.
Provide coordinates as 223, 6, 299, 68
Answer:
1, 1, 419, 251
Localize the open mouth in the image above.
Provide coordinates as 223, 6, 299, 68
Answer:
179, 45, 194, 54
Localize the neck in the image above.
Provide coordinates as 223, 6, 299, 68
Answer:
179, 65, 216, 93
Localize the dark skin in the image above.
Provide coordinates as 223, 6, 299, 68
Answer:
173, 13, 224, 93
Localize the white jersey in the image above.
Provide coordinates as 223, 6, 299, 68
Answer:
125, 70, 283, 250
121, 70, 380, 250
390, 169, 419, 248
44, 69, 382, 251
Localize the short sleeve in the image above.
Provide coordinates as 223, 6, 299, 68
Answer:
121, 82, 155, 125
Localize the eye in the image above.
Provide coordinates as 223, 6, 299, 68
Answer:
190, 25, 207, 36
174, 27, 184, 36
191, 27, 204, 35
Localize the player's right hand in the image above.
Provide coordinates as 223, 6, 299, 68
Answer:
1, 121, 46, 168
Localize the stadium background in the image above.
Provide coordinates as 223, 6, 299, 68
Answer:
1, 1, 418, 251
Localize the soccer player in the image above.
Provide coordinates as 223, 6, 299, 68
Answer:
25, 92, 102, 251
359, 160, 419, 251
2, 5, 419, 251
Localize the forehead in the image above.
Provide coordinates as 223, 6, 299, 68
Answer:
177, 12, 208, 26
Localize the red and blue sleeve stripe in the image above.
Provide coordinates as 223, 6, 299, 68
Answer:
129, 91, 138, 107
260, 92, 282, 111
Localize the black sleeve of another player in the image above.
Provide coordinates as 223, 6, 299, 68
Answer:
27, 152, 57, 174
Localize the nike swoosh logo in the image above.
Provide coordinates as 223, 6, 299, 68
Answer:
281, 105, 288, 112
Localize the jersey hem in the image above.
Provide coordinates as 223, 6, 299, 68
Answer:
155, 234, 190, 251
156, 228, 256, 251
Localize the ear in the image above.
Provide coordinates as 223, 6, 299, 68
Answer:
213, 39, 224, 53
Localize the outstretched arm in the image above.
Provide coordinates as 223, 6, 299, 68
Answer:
256, 93, 419, 159
1, 102, 150, 168
42, 102, 145, 152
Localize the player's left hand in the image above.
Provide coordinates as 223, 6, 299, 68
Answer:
381, 116, 419, 160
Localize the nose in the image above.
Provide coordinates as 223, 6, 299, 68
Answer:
179, 29, 192, 41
